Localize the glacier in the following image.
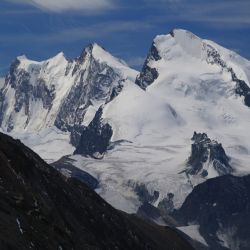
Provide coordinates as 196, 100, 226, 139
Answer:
1, 29, 250, 215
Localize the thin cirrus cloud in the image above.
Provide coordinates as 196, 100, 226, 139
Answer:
6, 0, 116, 12
0, 20, 154, 45
143, 0, 250, 28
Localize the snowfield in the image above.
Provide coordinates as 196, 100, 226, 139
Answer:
67, 29, 250, 213
1, 29, 250, 214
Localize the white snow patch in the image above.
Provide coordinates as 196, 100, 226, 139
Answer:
16, 218, 23, 234
92, 44, 138, 82
1, 127, 74, 163
178, 225, 208, 246
217, 226, 240, 250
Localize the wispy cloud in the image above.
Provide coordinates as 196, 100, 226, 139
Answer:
5, 0, 116, 12
145, 0, 250, 28
0, 20, 153, 45
54, 21, 153, 42
1, 9, 40, 15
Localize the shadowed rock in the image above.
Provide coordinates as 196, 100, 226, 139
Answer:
186, 132, 232, 177
74, 107, 113, 158
135, 42, 161, 90
174, 174, 250, 250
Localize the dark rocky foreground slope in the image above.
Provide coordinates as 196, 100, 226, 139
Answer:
174, 174, 250, 250
0, 132, 194, 250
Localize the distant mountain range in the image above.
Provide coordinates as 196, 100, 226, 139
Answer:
1, 28, 250, 249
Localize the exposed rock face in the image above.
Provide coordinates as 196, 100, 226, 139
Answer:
232, 70, 250, 107
135, 42, 161, 90
158, 193, 175, 215
132, 182, 160, 204
205, 45, 250, 108
54, 45, 125, 146
74, 107, 113, 158
137, 202, 179, 229
0, 132, 195, 250
186, 132, 233, 177
1, 59, 55, 132
137, 202, 161, 221
174, 175, 250, 250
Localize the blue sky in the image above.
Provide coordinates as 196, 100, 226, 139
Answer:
0, 0, 250, 74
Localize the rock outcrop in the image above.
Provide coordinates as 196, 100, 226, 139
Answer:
74, 107, 113, 158
186, 132, 233, 177
174, 174, 250, 250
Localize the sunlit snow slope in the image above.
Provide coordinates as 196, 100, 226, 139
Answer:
69, 29, 250, 213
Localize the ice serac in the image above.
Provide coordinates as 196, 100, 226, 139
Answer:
0, 43, 138, 160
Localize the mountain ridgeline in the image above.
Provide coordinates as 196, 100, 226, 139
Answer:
135, 29, 250, 107
0, 43, 137, 147
1, 29, 250, 159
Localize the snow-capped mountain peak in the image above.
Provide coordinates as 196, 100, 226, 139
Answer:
16, 54, 28, 61
136, 29, 250, 106
80, 43, 126, 67
68, 29, 250, 215
16, 51, 67, 72
85, 43, 138, 81
0, 43, 138, 161
154, 29, 203, 59
2, 29, 250, 220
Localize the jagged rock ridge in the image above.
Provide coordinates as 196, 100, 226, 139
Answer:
135, 42, 161, 90
186, 132, 233, 178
